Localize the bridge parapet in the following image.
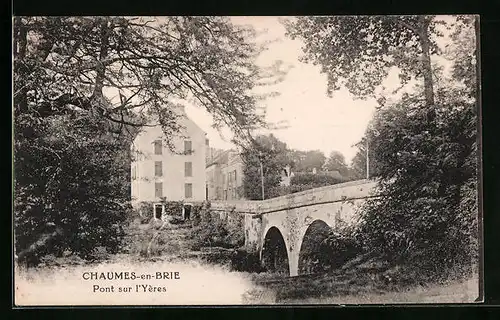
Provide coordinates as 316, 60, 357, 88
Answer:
208, 179, 378, 216
255, 179, 378, 214
210, 200, 261, 214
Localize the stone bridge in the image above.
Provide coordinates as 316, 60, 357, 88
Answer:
210, 179, 379, 277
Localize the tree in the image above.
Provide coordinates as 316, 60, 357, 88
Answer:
288, 149, 326, 173
14, 16, 280, 264
356, 17, 478, 274
285, 15, 445, 121
323, 151, 349, 175
287, 15, 479, 277
350, 135, 382, 180
13, 17, 284, 146
14, 114, 131, 265
357, 90, 477, 275
242, 134, 288, 200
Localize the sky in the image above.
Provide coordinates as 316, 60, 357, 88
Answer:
184, 17, 378, 164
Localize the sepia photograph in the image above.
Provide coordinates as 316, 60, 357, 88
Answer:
13, 15, 481, 306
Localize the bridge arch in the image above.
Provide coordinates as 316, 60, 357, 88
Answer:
297, 219, 334, 275
260, 226, 290, 275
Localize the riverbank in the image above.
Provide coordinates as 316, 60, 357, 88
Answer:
14, 217, 480, 306
14, 253, 479, 306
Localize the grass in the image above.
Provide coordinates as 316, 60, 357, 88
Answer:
280, 277, 480, 304
244, 269, 480, 305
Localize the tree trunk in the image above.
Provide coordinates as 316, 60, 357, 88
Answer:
92, 18, 111, 109
418, 16, 436, 122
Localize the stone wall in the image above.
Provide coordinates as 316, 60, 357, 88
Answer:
209, 179, 379, 253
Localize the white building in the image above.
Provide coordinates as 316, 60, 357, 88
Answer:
205, 149, 245, 201
130, 106, 207, 219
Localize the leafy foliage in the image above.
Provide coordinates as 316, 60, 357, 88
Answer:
242, 134, 289, 200
284, 15, 439, 107
291, 172, 344, 186
287, 15, 479, 279
318, 226, 364, 272
14, 115, 130, 265
270, 172, 345, 196
190, 207, 245, 250
13, 17, 281, 145
13, 16, 274, 265
356, 92, 477, 275
350, 141, 380, 180
323, 151, 349, 175
231, 247, 264, 273
288, 149, 326, 173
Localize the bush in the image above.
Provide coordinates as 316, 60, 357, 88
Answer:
231, 247, 265, 272
14, 114, 131, 267
129, 203, 153, 224
163, 201, 184, 217
167, 216, 185, 225
291, 173, 344, 186
190, 202, 205, 225
297, 222, 363, 274
190, 208, 245, 250
267, 173, 346, 197
319, 225, 363, 271
357, 179, 478, 281
137, 202, 151, 217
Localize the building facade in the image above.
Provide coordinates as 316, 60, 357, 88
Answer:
205, 149, 245, 201
130, 106, 207, 218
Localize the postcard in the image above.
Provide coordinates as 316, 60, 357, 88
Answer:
13, 15, 481, 306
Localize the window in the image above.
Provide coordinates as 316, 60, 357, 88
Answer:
233, 170, 237, 183
155, 161, 162, 177
154, 140, 162, 155
223, 190, 228, 200
132, 167, 136, 180
205, 138, 209, 146
184, 140, 192, 154
184, 162, 192, 177
185, 183, 193, 198
155, 182, 163, 198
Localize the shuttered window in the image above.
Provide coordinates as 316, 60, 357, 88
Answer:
184, 140, 192, 154
155, 182, 163, 198
185, 183, 193, 198
185, 162, 192, 177
154, 140, 162, 155
155, 161, 162, 177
